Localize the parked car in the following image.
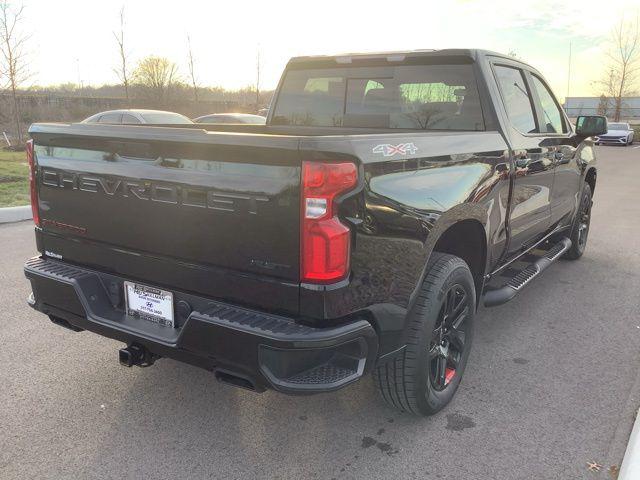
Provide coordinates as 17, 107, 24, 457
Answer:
82, 109, 193, 125
595, 122, 634, 146
193, 113, 266, 124
24, 49, 604, 416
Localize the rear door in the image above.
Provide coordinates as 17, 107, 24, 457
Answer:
527, 73, 579, 229
492, 62, 555, 257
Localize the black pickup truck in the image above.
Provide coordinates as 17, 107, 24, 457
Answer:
24, 49, 606, 416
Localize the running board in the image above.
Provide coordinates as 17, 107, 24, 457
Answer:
483, 237, 572, 307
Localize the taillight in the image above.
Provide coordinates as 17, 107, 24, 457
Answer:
301, 161, 357, 283
26, 139, 40, 227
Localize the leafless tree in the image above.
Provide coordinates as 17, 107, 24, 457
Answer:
595, 70, 617, 115
0, 1, 30, 144
113, 6, 130, 105
597, 94, 611, 116
596, 16, 640, 121
186, 34, 198, 102
255, 46, 260, 107
133, 56, 179, 105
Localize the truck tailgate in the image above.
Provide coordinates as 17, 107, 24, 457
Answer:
30, 124, 302, 314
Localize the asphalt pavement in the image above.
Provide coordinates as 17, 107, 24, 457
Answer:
1, 145, 639, 480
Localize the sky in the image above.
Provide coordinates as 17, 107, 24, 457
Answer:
13, 0, 640, 101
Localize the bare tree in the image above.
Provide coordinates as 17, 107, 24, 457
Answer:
596, 16, 640, 121
0, 1, 30, 144
597, 94, 611, 116
113, 6, 130, 105
186, 34, 198, 102
595, 69, 617, 115
132, 56, 179, 105
255, 47, 260, 107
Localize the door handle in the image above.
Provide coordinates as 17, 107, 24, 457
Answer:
554, 152, 569, 164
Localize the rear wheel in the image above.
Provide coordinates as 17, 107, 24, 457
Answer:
373, 253, 475, 416
564, 183, 592, 260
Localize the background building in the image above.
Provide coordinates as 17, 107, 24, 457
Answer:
564, 97, 640, 120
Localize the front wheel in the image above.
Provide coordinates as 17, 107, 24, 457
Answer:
564, 183, 592, 260
373, 253, 475, 416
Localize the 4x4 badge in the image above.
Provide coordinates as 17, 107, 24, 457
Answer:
372, 142, 418, 157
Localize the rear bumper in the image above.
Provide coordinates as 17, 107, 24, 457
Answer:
24, 256, 378, 394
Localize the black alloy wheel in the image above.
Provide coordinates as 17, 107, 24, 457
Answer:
564, 183, 593, 260
429, 284, 469, 391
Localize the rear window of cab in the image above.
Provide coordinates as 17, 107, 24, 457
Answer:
272, 63, 485, 131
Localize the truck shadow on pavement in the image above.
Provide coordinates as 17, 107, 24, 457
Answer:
83, 294, 514, 477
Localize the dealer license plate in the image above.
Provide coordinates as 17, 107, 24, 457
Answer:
124, 281, 174, 328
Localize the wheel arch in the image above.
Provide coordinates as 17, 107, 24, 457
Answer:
430, 219, 487, 304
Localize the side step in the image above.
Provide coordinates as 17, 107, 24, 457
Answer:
484, 237, 572, 307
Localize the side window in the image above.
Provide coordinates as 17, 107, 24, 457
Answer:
494, 65, 537, 134
122, 114, 141, 124
98, 113, 122, 124
530, 75, 566, 133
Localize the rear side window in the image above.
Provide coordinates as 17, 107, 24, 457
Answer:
272, 63, 485, 131
530, 75, 566, 134
494, 66, 536, 134
140, 113, 192, 124
196, 116, 218, 123
97, 113, 122, 124
122, 114, 141, 124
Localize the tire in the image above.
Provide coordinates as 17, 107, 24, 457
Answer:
373, 253, 475, 416
564, 183, 592, 260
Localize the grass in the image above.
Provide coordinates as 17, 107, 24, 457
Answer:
0, 150, 29, 207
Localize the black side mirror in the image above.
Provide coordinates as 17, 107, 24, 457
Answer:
575, 115, 607, 136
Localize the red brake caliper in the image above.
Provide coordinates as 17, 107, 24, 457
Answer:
445, 367, 456, 385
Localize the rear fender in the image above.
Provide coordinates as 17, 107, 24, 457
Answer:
409, 204, 489, 310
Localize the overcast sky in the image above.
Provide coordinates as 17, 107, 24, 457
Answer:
16, 0, 639, 100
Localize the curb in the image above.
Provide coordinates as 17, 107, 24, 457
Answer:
0, 205, 31, 223
619, 409, 640, 479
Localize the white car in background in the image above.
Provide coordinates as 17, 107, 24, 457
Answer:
82, 109, 193, 125
595, 122, 635, 146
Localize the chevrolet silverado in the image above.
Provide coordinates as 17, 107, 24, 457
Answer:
24, 49, 606, 416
